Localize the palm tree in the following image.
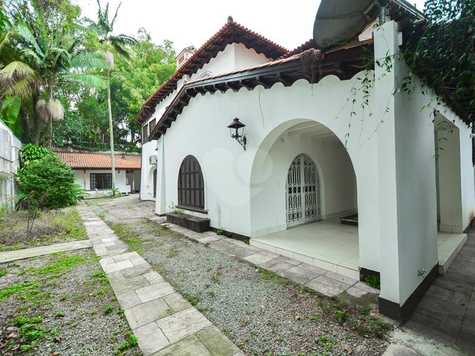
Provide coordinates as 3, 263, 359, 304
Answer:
87, 0, 137, 194
0, 1, 107, 144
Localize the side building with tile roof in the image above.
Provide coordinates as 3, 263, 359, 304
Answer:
56, 150, 141, 196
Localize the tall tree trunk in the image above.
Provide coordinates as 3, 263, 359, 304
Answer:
107, 70, 116, 195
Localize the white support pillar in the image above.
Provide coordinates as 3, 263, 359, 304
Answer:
375, 21, 438, 321
156, 137, 167, 215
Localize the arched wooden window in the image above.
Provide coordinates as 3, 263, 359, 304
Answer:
177, 155, 205, 210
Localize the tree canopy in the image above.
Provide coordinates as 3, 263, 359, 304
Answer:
403, 0, 474, 124
0, 0, 176, 150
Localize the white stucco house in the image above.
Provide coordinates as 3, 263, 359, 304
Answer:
0, 120, 21, 210
138, 8, 475, 321
57, 150, 141, 196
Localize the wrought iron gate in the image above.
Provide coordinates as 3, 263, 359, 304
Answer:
286, 154, 320, 227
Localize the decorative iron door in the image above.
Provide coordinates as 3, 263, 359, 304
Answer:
286, 154, 319, 227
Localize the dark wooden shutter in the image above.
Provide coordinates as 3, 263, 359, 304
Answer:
177, 155, 204, 210
142, 125, 148, 143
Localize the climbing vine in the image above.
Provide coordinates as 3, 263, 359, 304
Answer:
402, 0, 474, 124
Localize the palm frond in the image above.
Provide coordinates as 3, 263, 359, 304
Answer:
111, 41, 131, 59
70, 51, 109, 70
2, 78, 35, 98
62, 73, 107, 89
0, 61, 37, 83
15, 22, 45, 59
111, 34, 137, 46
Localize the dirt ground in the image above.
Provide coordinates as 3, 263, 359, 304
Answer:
0, 249, 141, 355
0, 207, 87, 252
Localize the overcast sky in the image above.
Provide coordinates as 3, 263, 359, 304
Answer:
73, 0, 427, 52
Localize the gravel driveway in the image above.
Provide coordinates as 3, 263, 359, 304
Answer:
90, 196, 390, 355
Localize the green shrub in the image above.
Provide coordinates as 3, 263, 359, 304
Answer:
20, 144, 54, 166
17, 154, 83, 209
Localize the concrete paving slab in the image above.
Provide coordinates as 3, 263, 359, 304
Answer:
196, 325, 242, 356
125, 298, 172, 329
78, 205, 242, 356
156, 308, 212, 343
0, 240, 92, 263
152, 335, 211, 356
135, 322, 170, 355
136, 281, 175, 303
306, 275, 351, 297
163, 293, 193, 313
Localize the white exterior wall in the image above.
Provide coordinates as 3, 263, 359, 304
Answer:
141, 42, 273, 201
156, 73, 381, 273
74, 169, 132, 194
142, 43, 272, 130
141, 140, 158, 201
0, 121, 21, 210
375, 21, 475, 307
144, 23, 474, 310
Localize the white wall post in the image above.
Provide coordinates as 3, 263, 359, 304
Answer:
375, 21, 438, 321
157, 137, 167, 215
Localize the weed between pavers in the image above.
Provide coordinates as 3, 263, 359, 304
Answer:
317, 295, 392, 339
104, 304, 114, 315
183, 292, 200, 306
0, 267, 7, 278
116, 333, 138, 354
108, 223, 144, 253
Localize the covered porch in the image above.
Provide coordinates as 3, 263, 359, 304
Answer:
251, 220, 467, 280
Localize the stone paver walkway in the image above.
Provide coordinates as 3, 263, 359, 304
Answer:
154, 218, 378, 299
0, 240, 92, 263
78, 207, 242, 356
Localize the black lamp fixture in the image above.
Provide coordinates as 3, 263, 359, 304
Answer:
227, 117, 247, 150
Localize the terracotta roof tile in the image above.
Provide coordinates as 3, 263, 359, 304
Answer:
56, 151, 141, 170
137, 18, 288, 124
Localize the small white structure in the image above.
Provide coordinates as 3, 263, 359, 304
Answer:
0, 121, 21, 210
176, 46, 196, 69
56, 151, 141, 196
139, 14, 475, 321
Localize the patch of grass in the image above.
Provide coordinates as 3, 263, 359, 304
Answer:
104, 304, 114, 315
52, 208, 87, 240
0, 281, 48, 304
0, 267, 7, 277
27, 254, 88, 277
335, 309, 350, 324
92, 270, 109, 285
258, 268, 288, 285
364, 275, 381, 289
109, 223, 144, 253
318, 296, 392, 339
316, 335, 337, 353
13, 315, 49, 352
116, 333, 138, 354
54, 311, 65, 318
183, 292, 200, 306
353, 315, 393, 339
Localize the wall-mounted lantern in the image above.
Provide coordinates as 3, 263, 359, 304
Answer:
227, 118, 247, 151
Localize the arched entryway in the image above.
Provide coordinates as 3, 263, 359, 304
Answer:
286, 154, 321, 227
250, 119, 360, 278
